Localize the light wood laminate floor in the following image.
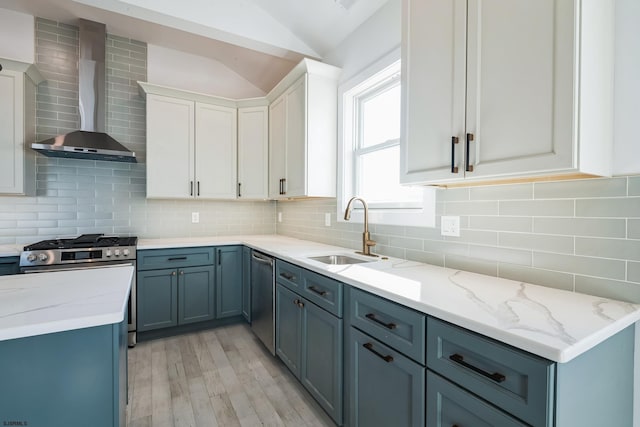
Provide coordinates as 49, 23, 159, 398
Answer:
126, 323, 335, 427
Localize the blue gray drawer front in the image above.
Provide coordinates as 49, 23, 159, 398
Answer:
427, 317, 555, 427
348, 287, 426, 364
137, 247, 215, 270
427, 371, 527, 427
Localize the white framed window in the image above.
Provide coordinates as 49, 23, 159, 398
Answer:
338, 48, 436, 227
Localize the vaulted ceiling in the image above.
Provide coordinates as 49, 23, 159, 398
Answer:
1, 0, 389, 92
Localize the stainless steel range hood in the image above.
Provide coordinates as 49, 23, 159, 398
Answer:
31, 19, 136, 163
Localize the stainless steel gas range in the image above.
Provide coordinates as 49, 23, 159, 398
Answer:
20, 234, 138, 346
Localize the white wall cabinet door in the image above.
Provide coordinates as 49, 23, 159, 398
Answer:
146, 94, 194, 199
238, 106, 268, 200
267, 62, 339, 200
195, 103, 237, 199
401, 0, 613, 186
283, 76, 307, 198
268, 95, 287, 199
0, 65, 37, 195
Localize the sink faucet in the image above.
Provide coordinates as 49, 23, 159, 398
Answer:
344, 197, 378, 257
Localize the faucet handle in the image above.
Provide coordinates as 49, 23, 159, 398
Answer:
366, 238, 376, 248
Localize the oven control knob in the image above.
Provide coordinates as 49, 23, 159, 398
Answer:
114, 249, 121, 257
27, 254, 36, 262
38, 253, 48, 262
123, 249, 130, 257
106, 249, 112, 257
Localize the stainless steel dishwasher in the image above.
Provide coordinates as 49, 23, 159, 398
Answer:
250, 250, 275, 355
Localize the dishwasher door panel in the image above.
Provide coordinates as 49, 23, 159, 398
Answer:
250, 251, 275, 355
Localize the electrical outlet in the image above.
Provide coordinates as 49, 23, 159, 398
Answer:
325, 213, 331, 227
191, 212, 199, 223
278, 212, 282, 223
441, 216, 460, 237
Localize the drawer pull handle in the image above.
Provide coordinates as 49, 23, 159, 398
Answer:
451, 136, 459, 174
465, 133, 474, 172
449, 353, 506, 383
308, 286, 328, 296
365, 313, 397, 330
294, 299, 305, 308
363, 342, 393, 363
280, 272, 296, 281
168, 257, 188, 261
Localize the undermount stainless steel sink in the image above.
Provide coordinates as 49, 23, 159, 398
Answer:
308, 254, 373, 265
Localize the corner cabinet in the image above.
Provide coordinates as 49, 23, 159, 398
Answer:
400, 0, 614, 186
0, 59, 43, 196
237, 104, 269, 200
267, 59, 341, 199
140, 83, 237, 199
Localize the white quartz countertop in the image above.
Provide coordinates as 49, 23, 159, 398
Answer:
0, 244, 21, 257
139, 235, 640, 363
0, 265, 133, 341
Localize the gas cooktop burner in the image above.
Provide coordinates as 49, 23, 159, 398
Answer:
24, 234, 138, 251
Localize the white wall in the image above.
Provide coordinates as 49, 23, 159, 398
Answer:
323, 0, 401, 83
0, 8, 34, 63
147, 44, 266, 98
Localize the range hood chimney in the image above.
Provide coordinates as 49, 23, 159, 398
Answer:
31, 19, 136, 163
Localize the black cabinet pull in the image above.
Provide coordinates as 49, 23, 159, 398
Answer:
449, 353, 506, 383
280, 272, 296, 281
365, 313, 397, 330
451, 136, 459, 174
238, 182, 242, 198
218, 249, 221, 265
197, 181, 200, 196
282, 178, 287, 195
279, 178, 284, 195
308, 286, 327, 297
167, 257, 188, 261
190, 181, 193, 196
465, 133, 474, 172
363, 342, 393, 363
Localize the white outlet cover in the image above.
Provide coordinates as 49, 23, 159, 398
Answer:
325, 213, 331, 226
441, 215, 460, 237
278, 212, 283, 222
191, 212, 200, 223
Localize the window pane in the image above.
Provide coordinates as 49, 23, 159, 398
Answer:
358, 145, 422, 204
361, 84, 400, 148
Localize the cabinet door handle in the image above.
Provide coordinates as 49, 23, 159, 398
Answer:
218, 249, 221, 265
282, 178, 287, 195
190, 181, 194, 196
449, 353, 506, 383
465, 133, 474, 172
363, 342, 393, 363
237, 182, 242, 198
365, 313, 397, 330
308, 286, 327, 297
280, 272, 295, 281
171, 271, 177, 276
451, 136, 459, 174
168, 257, 188, 261
179, 270, 184, 275
294, 299, 305, 308
197, 181, 200, 196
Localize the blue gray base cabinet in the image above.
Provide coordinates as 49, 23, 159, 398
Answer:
275, 260, 344, 425
0, 320, 127, 427
137, 246, 243, 333
216, 246, 243, 319
427, 317, 636, 426
347, 326, 425, 427
0, 256, 19, 275
242, 246, 251, 322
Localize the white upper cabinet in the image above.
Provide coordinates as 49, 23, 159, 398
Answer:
141, 83, 237, 199
0, 59, 42, 196
237, 105, 268, 200
401, 0, 614, 186
267, 59, 341, 199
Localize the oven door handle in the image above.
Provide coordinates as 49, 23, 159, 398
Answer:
21, 263, 134, 274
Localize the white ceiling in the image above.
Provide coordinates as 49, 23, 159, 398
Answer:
1, 0, 389, 92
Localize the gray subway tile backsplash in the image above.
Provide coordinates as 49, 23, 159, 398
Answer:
499, 199, 575, 217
